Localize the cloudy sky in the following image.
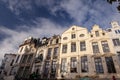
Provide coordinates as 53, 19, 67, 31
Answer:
0, 0, 120, 63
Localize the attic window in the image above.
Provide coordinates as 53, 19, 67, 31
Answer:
72, 28, 75, 30
107, 29, 111, 32
63, 37, 68, 40
79, 34, 85, 37
102, 33, 105, 35
91, 35, 93, 37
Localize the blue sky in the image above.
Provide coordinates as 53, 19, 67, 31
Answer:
0, 0, 120, 63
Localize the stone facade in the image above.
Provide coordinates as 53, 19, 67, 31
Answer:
1, 21, 120, 80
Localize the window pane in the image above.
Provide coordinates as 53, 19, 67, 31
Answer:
101, 41, 110, 53
81, 56, 88, 72
112, 39, 120, 46
95, 31, 99, 37
80, 41, 86, 51
53, 47, 59, 56
61, 58, 67, 72
71, 34, 76, 39
71, 42, 76, 52
92, 42, 99, 53
62, 44, 67, 53
94, 58, 104, 73
70, 57, 77, 73
105, 57, 116, 73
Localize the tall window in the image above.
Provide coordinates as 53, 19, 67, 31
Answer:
95, 31, 99, 37
47, 48, 52, 57
101, 41, 110, 53
94, 58, 104, 73
92, 42, 99, 53
51, 61, 57, 73
62, 44, 67, 53
44, 61, 50, 74
20, 47, 23, 52
70, 57, 77, 73
112, 39, 120, 46
61, 58, 67, 72
21, 55, 28, 63
71, 42, 76, 52
80, 41, 86, 51
71, 33, 76, 39
15, 55, 20, 63
53, 47, 59, 56
105, 57, 116, 73
56, 39, 59, 44
81, 56, 88, 72
27, 54, 33, 63
117, 52, 120, 63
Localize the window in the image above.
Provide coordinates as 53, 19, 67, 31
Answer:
15, 55, 20, 63
107, 29, 111, 32
61, 58, 67, 72
71, 33, 76, 39
105, 57, 116, 73
80, 41, 86, 51
56, 39, 59, 43
37, 54, 43, 61
23, 66, 30, 78
10, 59, 14, 66
81, 56, 88, 72
62, 44, 67, 53
47, 48, 52, 57
102, 33, 105, 35
91, 35, 93, 37
63, 37, 68, 40
79, 34, 85, 37
50, 40, 53, 44
101, 41, 110, 53
112, 39, 120, 46
118, 30, 120, 33
117, 52, 120, 63
20, 47, 23, 52
115, 30, 118, 34
95, 31, 99, 37
21, 55, 28, 63
70, 57, 77, 73
51, 61, 57, 73
53, 47, 59, 56
27, 54, 33, 63
71, 42, 76, 52
72, 28, 75, 30
94, 58, 104, 73
44, 61, 50, 74
92, 42, 99, 53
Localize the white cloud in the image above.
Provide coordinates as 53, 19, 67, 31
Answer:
0, 18, 67, 63
2, 0, 33, 15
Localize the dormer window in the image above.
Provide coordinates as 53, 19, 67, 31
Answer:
71, 33, 76, 39
95, 31, 99, 37
72, 28, 75, 30
56, 39, 59, 44
63, 37, 68, 40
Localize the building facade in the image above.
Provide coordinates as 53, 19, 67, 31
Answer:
0, 54, 16, 80
1, 21, 120, 80
14, 37, 39, 79
57, 22, 120, 79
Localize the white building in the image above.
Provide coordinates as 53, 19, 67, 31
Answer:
0, 54, 16, 80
